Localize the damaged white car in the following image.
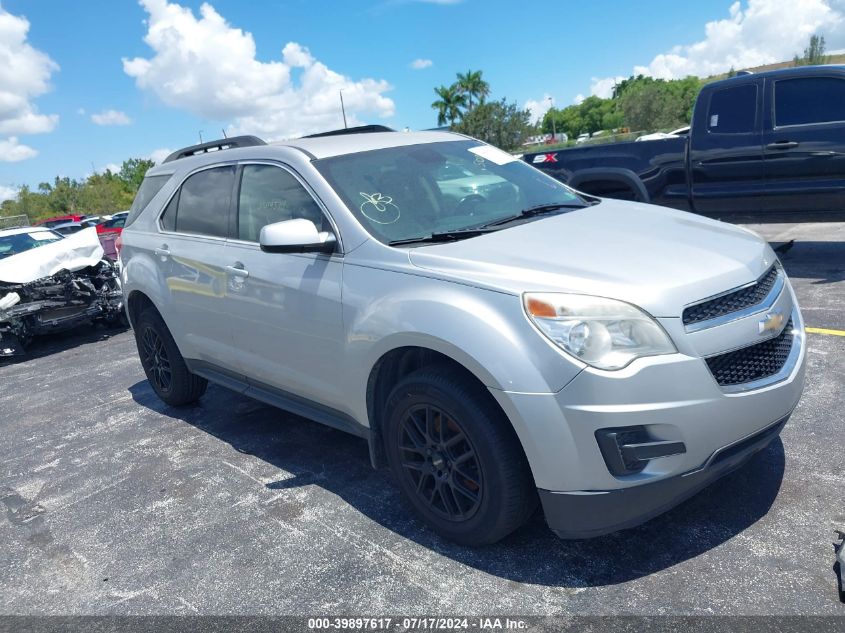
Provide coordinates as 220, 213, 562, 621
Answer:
0, 225, 124, 358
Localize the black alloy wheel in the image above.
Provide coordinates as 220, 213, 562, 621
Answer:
397, 403, 483, 522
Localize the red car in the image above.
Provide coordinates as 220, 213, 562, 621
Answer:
95, 215, 126, 235
35, 214, 85, 228
96, 215, 126, 260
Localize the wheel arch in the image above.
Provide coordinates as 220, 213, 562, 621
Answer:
364, 343, 515, 470
568, 167, 650, 202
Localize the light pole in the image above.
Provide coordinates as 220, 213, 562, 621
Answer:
546, 96, 556, 141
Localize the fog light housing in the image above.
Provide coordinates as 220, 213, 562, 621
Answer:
595, 427, 687, 476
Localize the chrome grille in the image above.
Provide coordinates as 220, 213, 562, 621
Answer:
683, 266, 779, 326
705, 319, 794, 387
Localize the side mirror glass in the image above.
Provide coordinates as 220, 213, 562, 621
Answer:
259, 219, 336, 254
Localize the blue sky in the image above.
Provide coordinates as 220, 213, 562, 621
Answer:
2, 0, 843, 198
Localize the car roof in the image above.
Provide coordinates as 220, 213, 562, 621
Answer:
713, 64, 845, 87
147, 131, 471, 176
272, 130, 468, 160
0, 226, 55, 237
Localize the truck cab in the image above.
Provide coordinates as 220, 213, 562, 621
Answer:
526, 66, 845, 217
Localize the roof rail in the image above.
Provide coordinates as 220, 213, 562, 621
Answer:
162, 135, 266, 164
303, 125, 395, 139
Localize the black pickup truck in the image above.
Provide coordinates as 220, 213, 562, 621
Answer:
524, 65, 845, 216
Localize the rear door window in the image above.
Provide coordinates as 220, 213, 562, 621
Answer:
775, 77, 845, 127
707, 84, 758, 134
171, 166, 235, 238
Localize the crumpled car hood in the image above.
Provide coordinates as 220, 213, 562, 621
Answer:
0, 227, 105, 284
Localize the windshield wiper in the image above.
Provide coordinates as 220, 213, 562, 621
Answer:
388, 227, 498, 246
481, 202, 594, 228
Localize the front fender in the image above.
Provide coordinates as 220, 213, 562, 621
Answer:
341, 266, 584, 425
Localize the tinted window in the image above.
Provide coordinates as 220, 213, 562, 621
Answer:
174, 166, 235, 238
0, 230, 63, 260
237, 165, 326, 242
160, 192, 178, 232
775, 77, 845, 127
707, 84, 757, 134
126, 174, 171, 227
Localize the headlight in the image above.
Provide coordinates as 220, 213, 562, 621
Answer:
523, 293, 676, 370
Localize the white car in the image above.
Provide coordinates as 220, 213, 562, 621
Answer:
0, 226, 124, 357
636, 126, 691, 142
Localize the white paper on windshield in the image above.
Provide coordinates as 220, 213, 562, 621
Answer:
29, 232, 54, 241
468, 145, 517, 165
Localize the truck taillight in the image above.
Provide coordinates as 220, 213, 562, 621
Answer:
115, 233, 123, 257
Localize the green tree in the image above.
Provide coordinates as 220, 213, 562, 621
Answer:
452, 98, 531, 151
455, 70, 490, 110
617, 75, 702, 131
0, 156, 152, 223
118, 158, 155, 192
794, 34, 829, 66
431, 84, 467, 126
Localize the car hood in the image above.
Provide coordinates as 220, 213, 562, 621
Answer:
408, 200, 775, 317
0, 227, 105, 284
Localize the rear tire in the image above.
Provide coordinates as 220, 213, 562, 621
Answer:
134, 307, 207, 406
383, 365, 537, 545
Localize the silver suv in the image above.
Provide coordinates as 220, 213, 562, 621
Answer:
121, 129, 806, 545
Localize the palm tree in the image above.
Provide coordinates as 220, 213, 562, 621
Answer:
431, 85, 467, 126
455, 70, 490, 111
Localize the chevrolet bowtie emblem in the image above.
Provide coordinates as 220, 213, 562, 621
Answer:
759, 310, 785, 335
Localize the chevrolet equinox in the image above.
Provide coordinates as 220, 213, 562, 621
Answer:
120, 129, 806, 545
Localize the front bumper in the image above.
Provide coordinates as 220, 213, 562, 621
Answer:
539, 414, 788, 539
489, 293, 805, 538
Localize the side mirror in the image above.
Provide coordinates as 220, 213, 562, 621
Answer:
259, 219, 337, 254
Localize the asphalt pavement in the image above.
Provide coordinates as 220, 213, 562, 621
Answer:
1, 220, 843, 616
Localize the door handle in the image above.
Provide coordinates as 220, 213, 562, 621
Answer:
766, 141, 799, 150
154, 245, 170, 257
226, 263, 249, 278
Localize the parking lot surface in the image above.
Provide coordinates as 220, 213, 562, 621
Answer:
1, 220, 843, 616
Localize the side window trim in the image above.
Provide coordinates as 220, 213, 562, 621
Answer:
772, 75, 845, 129
705, 82, 760, 136
232, 160, 343, 254
155, 162, 237, 241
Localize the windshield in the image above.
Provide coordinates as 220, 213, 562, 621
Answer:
315, 140, 586, 244
0, 230, 63, 260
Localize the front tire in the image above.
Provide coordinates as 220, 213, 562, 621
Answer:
134, 307, 207, 406
384, 365, 537, 545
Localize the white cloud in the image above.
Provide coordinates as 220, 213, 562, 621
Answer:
91, 109, 132, 126
583, 0, 845, 101
0, 185, 19, 203
410, 58, 433, 69
148, 147, 173, 164
573, 94, 585, 105
589, 76, 625, 99
523, 94, 552, 124
0, 6, 59, 160
100, 163, 122, 174
77, 107, 86, 115
123, 0, 395, 139
0, 137, 38, 162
